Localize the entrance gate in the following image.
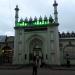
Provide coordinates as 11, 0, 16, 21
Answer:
29, 38, 43, 66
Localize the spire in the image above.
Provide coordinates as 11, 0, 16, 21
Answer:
39, 16, 42, 22
53, 0, 58, 6
53, 0, 58, 23
49, 15, 53, 23
34, 16, 37, 22
15, 5, 19, 25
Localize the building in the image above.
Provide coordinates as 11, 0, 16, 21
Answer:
0, 33, 75, 65
0, 36, 14, 64
59, 32, 75, 65
0, 0, 75, 65
13, 0, 61, 65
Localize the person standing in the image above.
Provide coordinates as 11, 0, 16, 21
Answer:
32, 56, 37, 75
36, 56, 39, 67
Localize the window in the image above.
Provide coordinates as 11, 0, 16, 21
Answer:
25, 54, 27, 60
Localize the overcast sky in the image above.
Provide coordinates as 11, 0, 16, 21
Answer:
0, 0, 75, 36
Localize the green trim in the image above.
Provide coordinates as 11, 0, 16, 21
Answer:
16, 20, 55, 27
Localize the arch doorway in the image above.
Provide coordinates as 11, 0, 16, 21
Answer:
63, 42, 75, 65
1, 46, 13, 64
29, 38, 43, 65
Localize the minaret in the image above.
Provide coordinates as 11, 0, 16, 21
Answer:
15, 5, 19, 25
53, 0, 58, 23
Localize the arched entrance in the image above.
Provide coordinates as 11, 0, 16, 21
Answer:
29, 38, 43, 65
63, 42, 75, 65
1, 46, 13, 64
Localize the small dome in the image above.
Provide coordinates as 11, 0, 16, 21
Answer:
61, 32, 65, 38
24, 17, 28, 22
16, 5, 18, 8
29, 17, 33, 22
49, 15, 53, 23
34, 16, 37, 21
15, 5, 19, 11
66, 32, 70, 37
71, 31, 75, 37
44, 15, 47, 21
39, 16, 42, 22
20, 18, 23, 22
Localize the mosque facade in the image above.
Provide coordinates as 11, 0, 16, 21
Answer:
13, 0, 61, 65
0, 0, 75, 66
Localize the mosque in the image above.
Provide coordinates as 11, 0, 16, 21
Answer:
0, 0, 75, 66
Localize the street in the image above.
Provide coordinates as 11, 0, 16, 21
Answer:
0, 67, 75, 75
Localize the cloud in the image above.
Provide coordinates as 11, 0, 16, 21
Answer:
0, 0, 75, 36
5, 31, 14, 36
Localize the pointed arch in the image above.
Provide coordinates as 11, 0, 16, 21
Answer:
26, 34, 45, 64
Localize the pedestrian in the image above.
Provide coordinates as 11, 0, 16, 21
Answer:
36, 56, 39, 67
32, 56, 37, 75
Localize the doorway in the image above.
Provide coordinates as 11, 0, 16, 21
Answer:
1, 46, 13, 64
29, 38, 43, 66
